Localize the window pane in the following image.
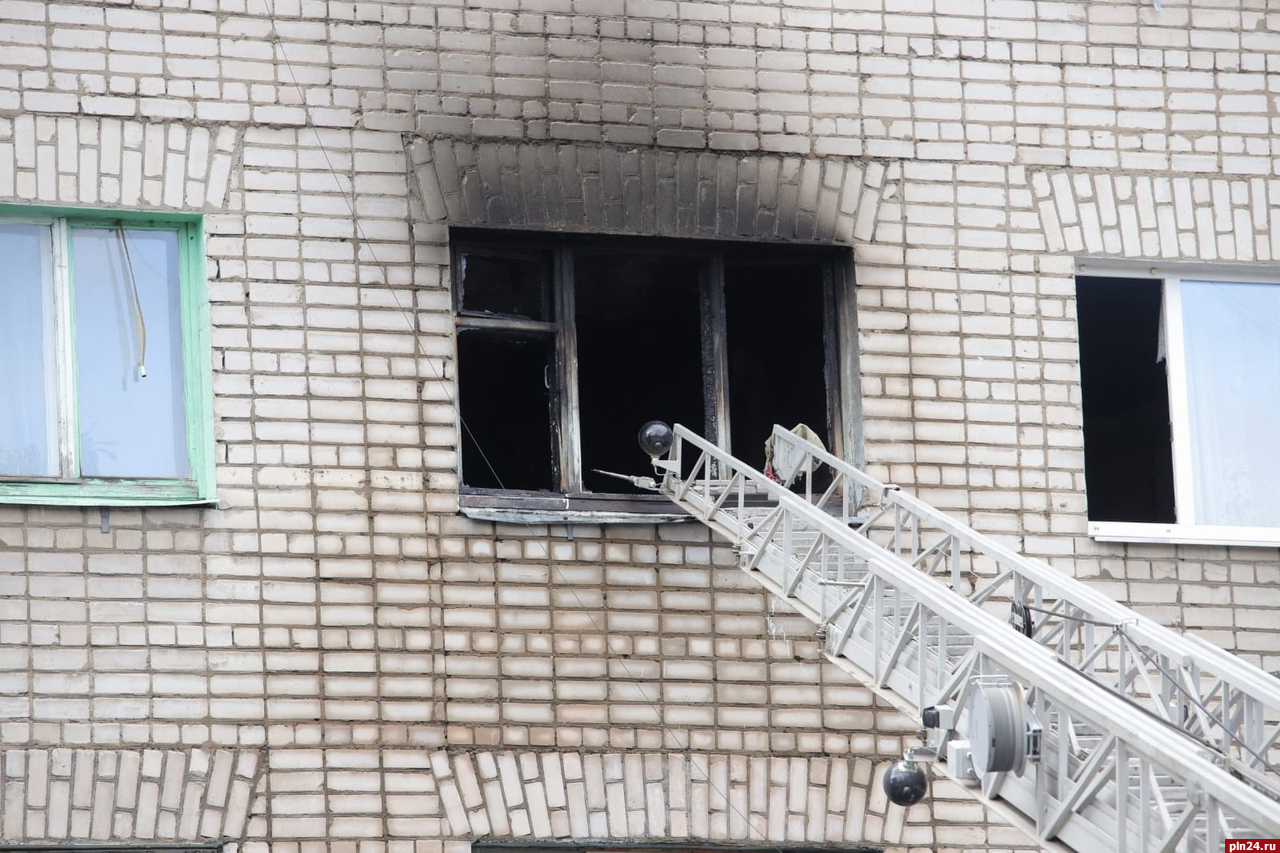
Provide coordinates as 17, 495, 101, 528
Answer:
575, 251, 704, 494
457, 331, 556, 491
458, 251, 550, 320
1075, 277, 1175, 523
0, 223, 58, 477
725, 262, 830, 471
71, 227, 188, 479
1181, 280, 1280, 527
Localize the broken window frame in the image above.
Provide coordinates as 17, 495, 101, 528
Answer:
1078, 259, 1280, 547
450, 229, 859, 521
0, 205, 215, 507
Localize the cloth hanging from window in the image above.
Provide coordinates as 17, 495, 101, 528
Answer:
763, 423, 826, 483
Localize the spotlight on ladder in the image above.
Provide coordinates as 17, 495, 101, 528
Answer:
638, 420, 674, 459
635, 420, 679, 488
883, 753, 929, 807
587, 422, 677, 492
885, 681, 1044, 809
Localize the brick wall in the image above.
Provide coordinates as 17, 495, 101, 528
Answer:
1, 0, 1278, 851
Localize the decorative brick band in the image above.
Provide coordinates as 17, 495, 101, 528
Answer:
428, 749, 937, 848
407, 138, 889, 245
0, 748, 261, 844
1032, 169, 1280, 263
0, 117, 241, 211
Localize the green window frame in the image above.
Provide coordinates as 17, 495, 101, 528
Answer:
0, 205, 215, 507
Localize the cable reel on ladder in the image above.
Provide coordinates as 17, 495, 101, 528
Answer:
889, 680, 1043, 806
967, 680, 1043, 775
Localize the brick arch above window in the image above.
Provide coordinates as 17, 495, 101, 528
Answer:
0, 117, 242, 212
1031, 168, 1280, 263
406, 139, 891, 246
428, 749, 953, 848
0, 748, 262, 845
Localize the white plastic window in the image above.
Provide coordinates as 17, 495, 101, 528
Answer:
1082, 268, 1280, 546
1172, 280, 1280, 528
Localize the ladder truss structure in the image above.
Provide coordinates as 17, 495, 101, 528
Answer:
650, 424, 1280, 852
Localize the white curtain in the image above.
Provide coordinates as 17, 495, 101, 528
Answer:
0, 224, 56, 477
1180, 280, 1280, 527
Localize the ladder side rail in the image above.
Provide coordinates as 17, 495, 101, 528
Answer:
769, 425, 1280, 758
780, 421, 1280, 695
664, 425, 1280, 841
886, 493, 1280, 773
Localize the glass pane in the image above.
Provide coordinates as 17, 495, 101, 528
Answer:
458, 251, 550, 320
71, 227, 188, 479
575, 251, 704, 494
457, 331, 556, 491
1181, 280, 1280, 527
0, 223, 57, 477
725, 261, 830, 471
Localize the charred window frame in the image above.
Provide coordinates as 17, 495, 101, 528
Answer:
1078, 263, 1280, 547
450, 229, 855, 518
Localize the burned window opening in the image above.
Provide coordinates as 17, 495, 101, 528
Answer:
452, 229, 848, 499
576, 251, 705, 495
1076, 275, 1176, 524
456, 331, 557, 492
457, 249, 552, 321
725, 260, 832, 472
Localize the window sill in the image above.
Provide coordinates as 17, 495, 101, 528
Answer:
458, 490, 692, 525
1089, 521, 1280, 548
0, 478, 216, 508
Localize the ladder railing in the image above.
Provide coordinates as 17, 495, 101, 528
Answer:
653, 424, 1280, 852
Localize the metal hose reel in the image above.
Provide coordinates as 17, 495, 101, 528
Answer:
969, 682, 1042, 776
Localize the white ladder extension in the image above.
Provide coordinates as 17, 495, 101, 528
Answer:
648, 423, 1280, 852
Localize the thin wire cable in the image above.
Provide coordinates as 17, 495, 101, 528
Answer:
257, 3, 814, 838
1020, 602, 1120, 629
260, 3, 506, 490
1020, 604, 1278, 773
1124, 636, 1277, 773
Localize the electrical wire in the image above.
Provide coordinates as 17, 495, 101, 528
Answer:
254, 1, 834, 840
262, 9, 507, 491
115, 226, 148, 377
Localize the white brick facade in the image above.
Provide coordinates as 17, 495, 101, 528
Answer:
2, 0, 1278, 851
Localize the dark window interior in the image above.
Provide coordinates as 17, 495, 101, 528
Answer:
726, 261, 831, 470
459, 251, 550, 320
457, 332, 556, 491
453, 231, 842, 497
575, 251, 705, 494
1076, 275, 1176, 523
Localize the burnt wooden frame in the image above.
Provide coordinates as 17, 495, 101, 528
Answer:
450, 228, 857, 515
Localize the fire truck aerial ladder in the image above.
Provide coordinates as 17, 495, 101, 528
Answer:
635, 422, 1280, 852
